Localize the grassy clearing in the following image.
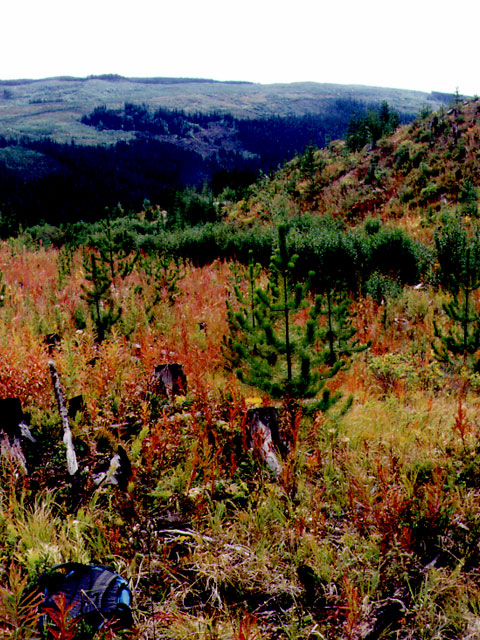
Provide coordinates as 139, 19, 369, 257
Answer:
0, 244, 480, 639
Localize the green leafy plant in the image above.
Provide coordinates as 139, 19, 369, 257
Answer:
0, 565, 42, 639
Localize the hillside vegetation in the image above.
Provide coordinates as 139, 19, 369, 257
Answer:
225, 96, 479, 232
2, 96, 480, 639
0, 76, 452, 227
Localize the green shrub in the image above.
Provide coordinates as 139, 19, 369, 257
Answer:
394, 144, 411, 171
364, 271, 402, 304
368, 353, 443, 392
368, 227, 421, 284
288, 224, 363, 291
25, 223, 65, 247
434, 217, 480, 291
459, 179, 478, 217
400, 186, 415, 204
364, 217, 382, 235
420, 182, 441, 204
418, 129, 432, 143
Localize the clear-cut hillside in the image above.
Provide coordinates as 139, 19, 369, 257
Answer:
0, 75, 452, 144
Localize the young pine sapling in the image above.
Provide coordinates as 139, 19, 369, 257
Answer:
227, 224, 362, 411
434, 223, 480, 373
81, 251, 122, 343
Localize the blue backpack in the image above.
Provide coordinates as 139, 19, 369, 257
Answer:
38, 563, 132, 634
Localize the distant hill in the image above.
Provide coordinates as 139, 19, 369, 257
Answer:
0, 76, 455, 227
0, 75, 452, 143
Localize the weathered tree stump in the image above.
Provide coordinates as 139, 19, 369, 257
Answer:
0, 397, 27, 435
0, 397, 35, 474
44, 333, 62, 355
150, 364, 187, 398
245, 407, 283, 477
68, 395, 85, 419
93, 445, 132, 490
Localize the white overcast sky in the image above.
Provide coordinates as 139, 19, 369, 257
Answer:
2, 0, 479, 95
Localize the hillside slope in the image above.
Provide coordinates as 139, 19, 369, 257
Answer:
228, 97, 479, 240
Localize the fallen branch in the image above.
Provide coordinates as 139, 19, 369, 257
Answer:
48, 359, 78, 475
156, 528, 251, 555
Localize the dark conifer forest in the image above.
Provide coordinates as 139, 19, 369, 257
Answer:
0, 98, 415, 229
